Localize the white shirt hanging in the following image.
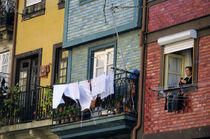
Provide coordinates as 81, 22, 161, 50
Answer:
64, 82, 80, 101
53, 84, 68, 109
101, 73, 114, 99
78, 80, 92, 111
91, 74, 106, 97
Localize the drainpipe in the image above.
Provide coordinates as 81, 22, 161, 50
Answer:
10, 0, 19, 88
132, 0, 146, 138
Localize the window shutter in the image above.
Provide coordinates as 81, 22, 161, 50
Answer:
26, 0, 42, 7
164, 39, 194, 54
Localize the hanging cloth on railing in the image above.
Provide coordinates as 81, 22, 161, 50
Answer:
91, 74, 106, 97
101, 73, 114, 99
78, 80, 92, 111
64, 82, 80, 101
53, 84, 67, 109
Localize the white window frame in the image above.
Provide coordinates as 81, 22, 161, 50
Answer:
93, 48, 114, 78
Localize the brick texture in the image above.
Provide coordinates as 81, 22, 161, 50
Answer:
144, 35, 210, 134
148, 0, 210, 32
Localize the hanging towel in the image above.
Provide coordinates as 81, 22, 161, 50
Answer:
91, 74, 106, 97
64, 82, 80, 101
53, 84, 67, 109
78, 80, 92, 111
101, 73, 114, 99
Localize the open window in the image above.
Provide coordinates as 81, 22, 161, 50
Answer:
158, 30, 198, 91
93, 48, 114, 78
88, 42, 116, 79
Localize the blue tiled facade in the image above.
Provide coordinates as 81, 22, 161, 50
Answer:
63, 0, 142, 48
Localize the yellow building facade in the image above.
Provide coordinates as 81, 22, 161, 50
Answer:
0, 0, 65, 138
15, 0, 65, 86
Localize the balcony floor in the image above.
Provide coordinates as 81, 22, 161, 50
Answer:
51, 113, 137, 139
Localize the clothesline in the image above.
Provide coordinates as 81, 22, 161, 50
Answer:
53, 73, 114, 111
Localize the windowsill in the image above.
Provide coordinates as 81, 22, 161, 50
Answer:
22, 2, 45, 21
162, 84, 197, 94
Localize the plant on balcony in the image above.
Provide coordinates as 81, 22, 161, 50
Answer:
0, 84, 21, 125
42, 88, 53, 118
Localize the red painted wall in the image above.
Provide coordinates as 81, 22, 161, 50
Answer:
148, 0, 210, 32
144, 35, 210, 134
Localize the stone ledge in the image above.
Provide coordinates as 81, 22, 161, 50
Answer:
0, 119, 52, 134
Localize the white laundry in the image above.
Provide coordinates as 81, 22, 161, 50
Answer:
78, 80, 92, 111
101, 73, 115, 99
91, 74, 106, 97
53, 84, 68, 109
64, 82, 80, 101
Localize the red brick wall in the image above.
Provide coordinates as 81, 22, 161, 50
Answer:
144, 35, 210, 134
148, 0, 210, 32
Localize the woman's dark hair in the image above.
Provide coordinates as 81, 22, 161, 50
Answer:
185, 66, 192, 72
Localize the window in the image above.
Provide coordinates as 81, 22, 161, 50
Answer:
93, 48, 114, 78
22, 0, 45, 20
0, 52, 10, 74
164, 49, 193, 88
158, 29, 197, 90
0, 52, 10, 89
58, 0, 65, 9
87, 42, 116, 79
54, 48, 68, 84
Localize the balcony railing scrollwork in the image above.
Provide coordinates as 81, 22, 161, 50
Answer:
0, 86, 53, 126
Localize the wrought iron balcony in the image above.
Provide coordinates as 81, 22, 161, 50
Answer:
52, 68, 139, 125
0, 86, 53, 126
0, 13, 14, 27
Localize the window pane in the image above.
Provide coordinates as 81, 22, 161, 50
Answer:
63, 69, 67, 76
107, 51, 113, 65
168, 74, 180, 88
63, 61, 67, 68
59, 70, 63, 76
96, 55, 105, 67
62, 51, 69, 59
60, 62, 64, 69
169, 56, 182, 73
107, 65, 113, 75
96, 68, 104, 77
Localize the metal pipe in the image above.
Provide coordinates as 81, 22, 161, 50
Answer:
132, 0, 147, 138
9, 0, 19, 88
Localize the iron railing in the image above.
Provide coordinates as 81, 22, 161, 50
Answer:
52, 68, 139, 125
0, 86, 52, 126
0, 13, 14, 26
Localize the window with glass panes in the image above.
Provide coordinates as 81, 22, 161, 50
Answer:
55, 49, 68, 84
93, 48, 114, 78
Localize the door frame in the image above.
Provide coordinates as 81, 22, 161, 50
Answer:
13, 48, 42, 88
